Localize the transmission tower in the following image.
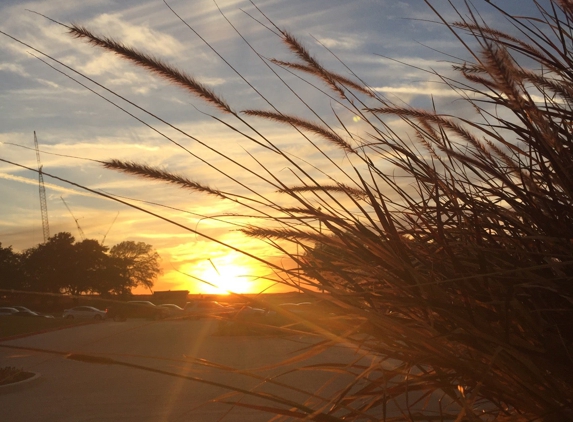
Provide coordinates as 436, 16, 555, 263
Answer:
34, 131, 50, 242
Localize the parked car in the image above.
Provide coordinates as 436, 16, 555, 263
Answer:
11, 306, 55, 318
278, 302, 313, 315
231, 304, 269, 319
106, 301, 169, 321
0, 307, 19, 316
12, 310, 50, 318
63, 306, 107, 320
11, 306, 34, 313
183, 301, 235, 319
157, 304, 184, 316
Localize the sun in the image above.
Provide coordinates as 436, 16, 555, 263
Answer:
189, 252, 260, 295
167, 249, 288, 295
196, 264, 252, 294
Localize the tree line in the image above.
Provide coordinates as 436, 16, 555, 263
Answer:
0, 232, 161, 296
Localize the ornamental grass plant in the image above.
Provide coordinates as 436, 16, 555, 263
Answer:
4, 0, 573, 420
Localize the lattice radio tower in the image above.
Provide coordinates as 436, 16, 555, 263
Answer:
34, 131, 50, 242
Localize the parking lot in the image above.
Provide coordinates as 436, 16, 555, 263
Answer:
0, 319, 361, 421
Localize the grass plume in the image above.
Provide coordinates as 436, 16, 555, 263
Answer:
243, 109, 355, 153
69, 24, 233, 113
103, 159, 226, 199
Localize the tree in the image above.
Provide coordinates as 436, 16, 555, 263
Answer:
19, 234, 160, 296
93, 255, 132, 297
0, 242, 23, 290
23, 232, 77, 293
109, 241, 161, 293
64, 239, 110, 296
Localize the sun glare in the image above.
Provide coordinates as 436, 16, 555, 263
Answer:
185, 253, 260, 295
166, 249, 295, 295
196, 264, 253, 294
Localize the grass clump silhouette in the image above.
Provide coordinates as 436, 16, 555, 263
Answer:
18, 0, 573, 420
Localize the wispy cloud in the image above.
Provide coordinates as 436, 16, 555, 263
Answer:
0, 172, 97, 197
372, 83, 470, 98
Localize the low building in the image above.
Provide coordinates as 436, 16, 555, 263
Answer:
152, 290, 189, 306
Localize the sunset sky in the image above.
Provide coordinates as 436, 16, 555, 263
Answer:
0, 0, 535, 294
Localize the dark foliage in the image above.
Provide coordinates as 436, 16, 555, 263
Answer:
0, 233, 161, 296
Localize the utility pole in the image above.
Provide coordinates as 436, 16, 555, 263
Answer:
34, 132, 50, 242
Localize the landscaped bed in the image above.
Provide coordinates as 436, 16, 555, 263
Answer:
0, 366, 35, 386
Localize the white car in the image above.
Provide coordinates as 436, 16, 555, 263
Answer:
278, 302, 313, 314
158, 304, 184, 316
63, 306, 107, 320
12, 306, 55, 318
12, 306, 34, 313
232, 305, 269, 319
183, 301, 234, 319
0, 307, 19, 316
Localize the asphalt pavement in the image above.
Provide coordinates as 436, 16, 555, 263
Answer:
0, 319, 360, 422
